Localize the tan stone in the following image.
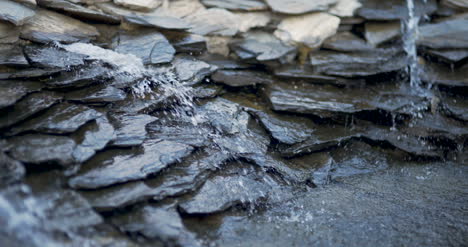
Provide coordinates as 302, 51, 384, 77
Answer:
274, 12, 340, 49
113, 0, 162, 11
265, 0, 338, 15
206, 36, 230, 56
364, 21, 401, 46
234, 12, 271, 33
329, 0, 362, 17
0, 21, 20, 43
185, 8, 239, 36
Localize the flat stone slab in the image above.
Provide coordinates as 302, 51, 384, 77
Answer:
212, 70, 273, 87
0, 80, 42, 109
108, 113, 157, 147
201, 0, 267, 11
8, 134, 77, 166
425, 49, 468, 63
66, 84, 126, 104
69, 140, 194, 189
364, 21, 401, 46
417, 18, 468, 49
0, 44, 28, 66
0, 21, 20, 43
124, 14, 190, 30
420, 62, 468, 87
113, 0, 162, 11
45, 63, 111, 88
37, 0, 120, 24
115, 30, 175, 65
264, 0, 338, 15
8, 103, 102, 135
185, 8, 239, 36
20, 9, 99, 44
357, 0, 437, 20
323, 32, 374, 52
274, 65, 364, 86
0, 0, 36, 25
179, 174, 270, 214
0, 152, 25, 186
24, 44, 86, 69
309, 48, 407, 77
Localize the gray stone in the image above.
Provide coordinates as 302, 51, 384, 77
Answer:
0, 152, 25, 186
420, 62, 468, 87
66, 84, 126, 104
425, 49, 468, 63
357, 0, 437, 20
69, 140, 194, 189
0, 21, 20, 43
0, 0, 36, 25
0, 44, 28, 66
172, 55, 217, 84
124, 14, 189, 30
179, 174, 270, 214
185, 8, 239, 36
365, 21, 401, 46
20, 9, 99, 44
37, 0, 120, 24
274, 65, 364, 87
264, 0, 338, 15
24, 44, 86, 69
8, 134, 77, 166
45, 63, 112, 88
165, 32, 206, 54
211, 70, 273, 87
9, 103, 102, 135
309, 48, 407, 77
323, 32, 374, 52
113, 0, 162, 11
418, 18, 468, 49
109, 113, 157, 147
115, 30, 175, 65
0, 91, 61, 129
201, 0, 267, 11
0, 80, 42, 109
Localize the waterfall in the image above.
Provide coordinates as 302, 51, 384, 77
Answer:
403, 0, 421, 90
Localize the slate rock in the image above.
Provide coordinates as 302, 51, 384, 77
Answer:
417, 18, 468, 49
113, 0, 162, 11
72, 116, 116, 163
179, 174, 270, 214
69, 140, 194, 189
0, 80, 42, 109
165, 32, 206, 54
0, 21, 20, 43
9, 103, 102, 135
420, 62, 468, 87
37, 0, 120, 24
45, 63, 111, 88
365, 21, 401, 46
264, 0, 338, 15
108, 113, 157, 147
230, 31, 296, 63
201, 0, 267, 11
8, 134, 77, 166
328, 0, 362, 17
0, 152, 25, 186
172, 55, 217, 84
0, 44, 28, 66
309, 48, 407, 77
115, 30, 175, 65
212, 70, 273, 87
0, 91, 61, 129
66, 84, 126, 104
0, 0, 36, 25
425, 49, 468, 63
323, 32, 374, 52
111, 206, 200, 246
357, 0, 437, 20
124, 14, 189, 30
273, 65, 364, 87
20, 9, 99, 44
185, 8, 239, 36
23, 44, 86, 69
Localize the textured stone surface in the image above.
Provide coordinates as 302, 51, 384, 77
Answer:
0, 0, 36, 25
264, 0, 338, 15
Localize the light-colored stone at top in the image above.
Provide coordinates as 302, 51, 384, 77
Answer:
329, 0, 362, 17
265, 0, 339, 15
442, 0, 468, 9
274, 12, 340, 49
113, 0, 162, 11
13, 0, 36, 6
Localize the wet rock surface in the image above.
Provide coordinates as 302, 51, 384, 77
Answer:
1, 1, 467, 247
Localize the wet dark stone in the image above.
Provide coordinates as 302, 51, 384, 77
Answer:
323, 32, 374, 52
0, 21, 20, 43
23, 44, 86, 69
264, 0, 338, 15
201, 0, 268, 11
46, 63, 112, 88
172, 55, 217, 84
0, 0, 36, 25
178, 173, 271, 215
441, 97, 468, 122
72, 116, 116, 163
0, 80, 42, 109
249, 110, 314, 145
230, 31, 296, 63
425, 49, 468, 63
402, 113, 468, 141
115, 30, 175, 65
0, 44, 28, 66
26, 171, 103, 230
111, 206, 200, 246
288, 152, 334, 185
66, 84, 126, 104
357, 0, 437, 20
8, 103, 102, 135
69, 140, 194, 189
309, 48, 407, 77
0, 91, 62, 129
420, 62, 468, 87
37, 0, 120, 24
124, 14, 189, 30
364, 21, 401, 46
108, 113, 157, 147
0, 66, 61, 80
7, 134, 77, 166
418, 18, 468, 49
273, 65, 364, 87
165, 32, 207, 54
192, 84, 223, 99
212, 70, 273, 87
0, 152, 25, 186
199, 54, 253, 70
